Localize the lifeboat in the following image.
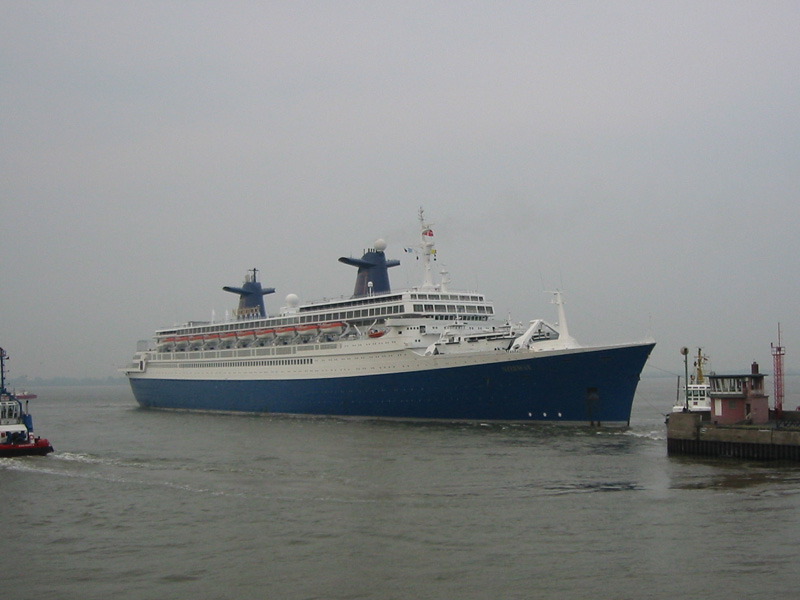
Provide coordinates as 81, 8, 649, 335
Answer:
204, 333, 220, 348
297, 324, 319, 338
158, 335, 182, 352
219, 331, 238, 348
319, 322, 345, 336
368, 328, 387, 339
173, 336, 189, 350
275, 326, 296, 339
255, 328, 275, 341
237, 330, 256, 346
188, 334, 205, 350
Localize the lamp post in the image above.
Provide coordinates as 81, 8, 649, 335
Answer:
681, 347, 689, 411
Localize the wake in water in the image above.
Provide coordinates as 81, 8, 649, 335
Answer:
543, 480, 646, 495
623, 428, 666, 441
1, 452, 234, 496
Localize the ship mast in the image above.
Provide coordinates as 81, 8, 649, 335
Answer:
692, 348, 708, 384
418, 207, 437, 291
548, 290, 576, 346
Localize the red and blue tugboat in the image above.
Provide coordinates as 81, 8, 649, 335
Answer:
0, 347, 53, 457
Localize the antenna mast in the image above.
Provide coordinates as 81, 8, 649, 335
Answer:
692, 348, 708, 384
771, 323, 785, 419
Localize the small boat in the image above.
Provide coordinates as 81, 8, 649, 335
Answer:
14, 390, 37, 400
188, 334, 205, 350
319, 322, 345, 336
275, 326, 297, 339
219, 331, 238, 348
0, 347, 53, 457
236, 330, 256, 347
297, 324, 319, 338
203, 333, 220, 349
368, 328, 387, 339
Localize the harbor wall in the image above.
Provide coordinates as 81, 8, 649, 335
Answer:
667, 411, 800, 460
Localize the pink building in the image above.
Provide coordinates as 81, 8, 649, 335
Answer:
709, 362, 770, 425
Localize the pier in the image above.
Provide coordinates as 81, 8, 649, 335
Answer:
667, 411, 800, 460
667, 360, 800, 460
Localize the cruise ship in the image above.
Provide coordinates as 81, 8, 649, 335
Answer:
124, 210, 655, 425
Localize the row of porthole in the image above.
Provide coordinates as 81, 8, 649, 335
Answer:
179, 358, 313, 368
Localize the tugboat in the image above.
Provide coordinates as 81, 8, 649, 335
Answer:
672, 348, 711, 413
0, 347, 53, 457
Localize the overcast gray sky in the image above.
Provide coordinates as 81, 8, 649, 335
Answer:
2, 1, 799, 382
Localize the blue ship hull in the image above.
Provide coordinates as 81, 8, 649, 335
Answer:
129, 342, 654, 425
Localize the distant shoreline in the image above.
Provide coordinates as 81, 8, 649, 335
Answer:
8, 377, 128, 388
642, 368, 800, 378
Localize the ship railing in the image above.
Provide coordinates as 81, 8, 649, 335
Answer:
233, 307, 263, 319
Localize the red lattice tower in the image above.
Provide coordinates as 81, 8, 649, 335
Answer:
772, 324, 785, 419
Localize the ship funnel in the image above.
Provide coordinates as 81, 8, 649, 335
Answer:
339, 239, 399, 297
223, 268, 275, 318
